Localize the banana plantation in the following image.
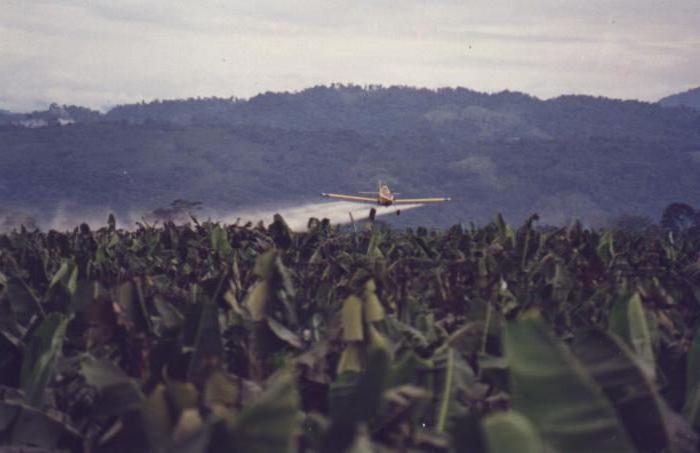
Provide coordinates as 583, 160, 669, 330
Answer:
1, 213, 700, 452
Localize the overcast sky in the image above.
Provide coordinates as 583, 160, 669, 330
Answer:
1, 0, 698, 112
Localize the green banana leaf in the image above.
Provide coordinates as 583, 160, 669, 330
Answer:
609, 292, 656, 380
481, 410, 543, 453
573, 328, 697, 453
22, 313, 70, 408
505, 311, 636, 452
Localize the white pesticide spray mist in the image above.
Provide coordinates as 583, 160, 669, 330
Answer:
37, 200, 425, 232
219, 200, 424, 231
43, 203, 141, 232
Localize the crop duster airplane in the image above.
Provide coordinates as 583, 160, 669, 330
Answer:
321, 181, 451, 214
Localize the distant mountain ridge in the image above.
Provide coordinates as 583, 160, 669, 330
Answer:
658, 86, 700, 110
6, 85, 699, 139
6, 85, 700, 145
1, 84, 699, 228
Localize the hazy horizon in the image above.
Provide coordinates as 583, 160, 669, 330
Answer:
2, 0, 699, 112
3, 82, 689, 115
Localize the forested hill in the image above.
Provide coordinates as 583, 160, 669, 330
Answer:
659, 87, 700, 111
1, 85, 700, 229
103, 86, 700, 142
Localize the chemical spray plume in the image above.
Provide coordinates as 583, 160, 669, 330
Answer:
219, 200, 424, 231
29, 200, 423, 232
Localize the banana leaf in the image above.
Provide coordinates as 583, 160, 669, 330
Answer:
505, 311, 636, 452
573, 328, 697, 453
481, 410, 543, 453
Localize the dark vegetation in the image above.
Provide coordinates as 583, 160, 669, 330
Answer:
1, 85, 700, 228
2, 209, 700, 452
659, 87, 700, 111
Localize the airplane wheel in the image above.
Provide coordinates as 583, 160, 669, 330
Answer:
397, 209, 401, 216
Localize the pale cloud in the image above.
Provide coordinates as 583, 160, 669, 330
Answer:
1, 0, 698, 111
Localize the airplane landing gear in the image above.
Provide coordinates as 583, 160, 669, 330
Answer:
396, 209, 401, 216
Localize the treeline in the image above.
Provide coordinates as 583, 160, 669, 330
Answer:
5, 85, 700, 141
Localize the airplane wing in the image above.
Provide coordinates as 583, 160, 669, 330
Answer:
394, 197, 451, 204
321, 193, 377, 203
